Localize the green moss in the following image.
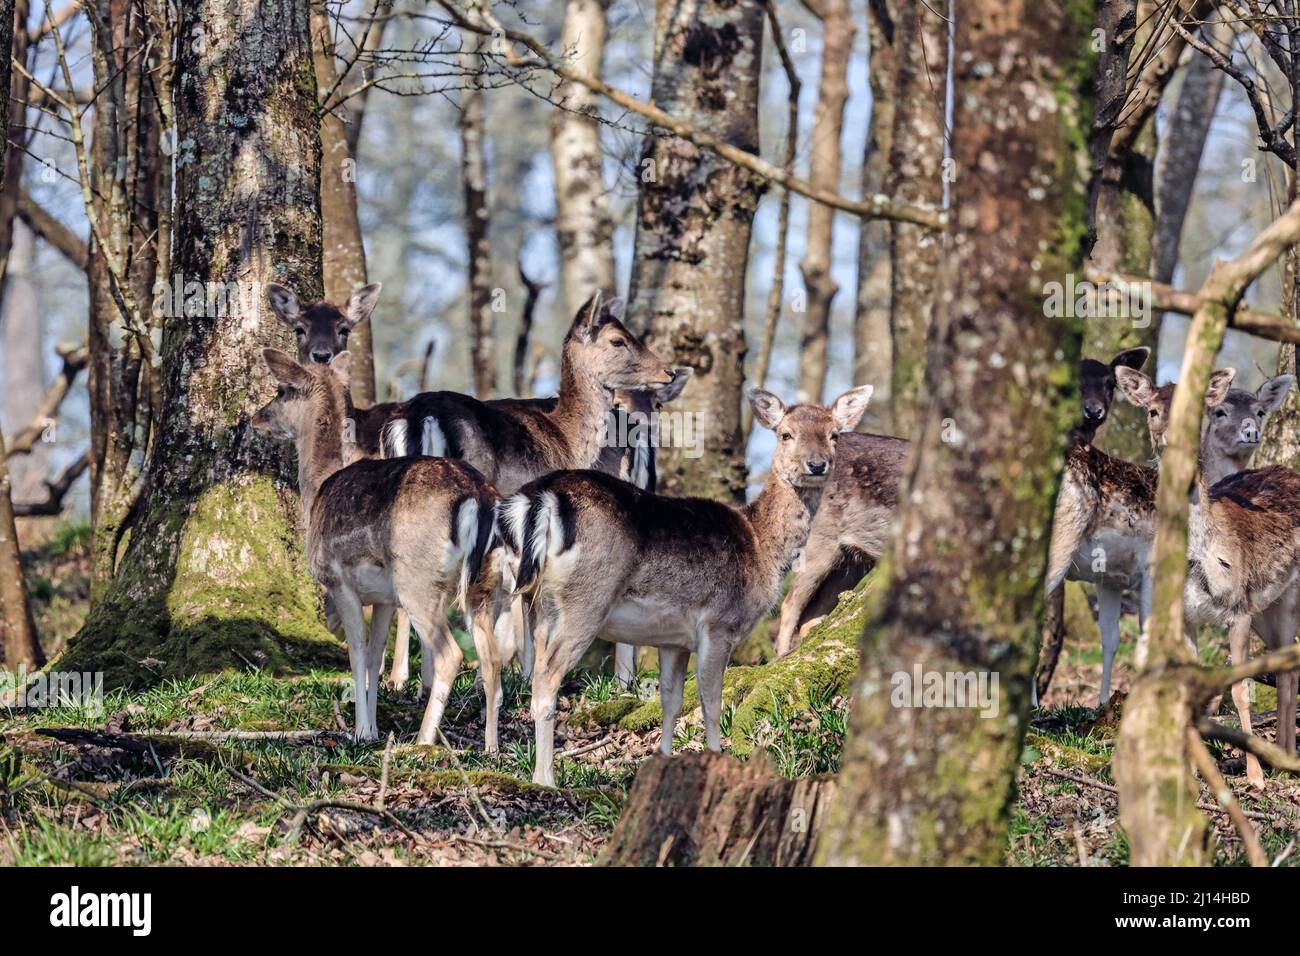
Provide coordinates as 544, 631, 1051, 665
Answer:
1024, 730, 1111, 775
56, 474, 343, 690
569, 697, 641, 728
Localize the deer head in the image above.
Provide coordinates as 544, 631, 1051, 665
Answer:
266, 282, 382, 366
562, 292, 676, 395
1114, 366, 1236, 456
1202, 374, 1294, 468
748, 385, 873, 488
253, 348, 353, 442
1077, 346, 1150, 439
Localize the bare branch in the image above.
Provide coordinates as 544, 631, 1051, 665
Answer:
17, 188, 86, 267
12, 451, 88, 517
433, 0, 944, 229
1186, 726, 1267, 866
1198, 718, 1300, 773
4, 343, 88, 457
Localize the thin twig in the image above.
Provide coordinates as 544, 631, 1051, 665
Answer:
1187, 727, 1267, 866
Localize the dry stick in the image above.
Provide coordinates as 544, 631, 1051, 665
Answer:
1040, 765, 1273, 822
13, 451, 89, 518
1187, 726, 1268, 867
434, 0, 944, 230
514, 261, 544, 398
433, 726, 501, 835
4, 344, 89, 456
377, 732, 394, 812
555, 736, 616, 760
1197, 718, 1300, 773
745, 0, 800, 441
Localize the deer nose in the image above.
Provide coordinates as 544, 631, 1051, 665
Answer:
1082, 401, 1106, 421
311, 351, 333, 364
806, 460, 828, 477
1240, 419, 1260, 443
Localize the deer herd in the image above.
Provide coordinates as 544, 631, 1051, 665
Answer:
250, 283, 1300, 789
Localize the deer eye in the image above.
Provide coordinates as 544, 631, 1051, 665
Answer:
1148, 409, 1158, 418
781, 432, 793, 442
293, 328, 305, 339
610, 338, 627, 348
830, 432, 839, 443
1214, 408, 1227, 418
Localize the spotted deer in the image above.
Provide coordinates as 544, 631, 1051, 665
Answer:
251, 349, 505, 749
1117, 365, 1300, 786
1042, 347, 1154, 705
499, 385, 872, 787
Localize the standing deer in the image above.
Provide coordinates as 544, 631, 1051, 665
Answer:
251, 349, 504, 749
1117, 365, 1300, 787
499, 385, 872, 787
1042, 347, 1154, 705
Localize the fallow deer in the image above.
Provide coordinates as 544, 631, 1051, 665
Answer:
1117, 365, 1300, 786
498, 385, 872, 787
251, 349, 505, 749
268, 281, 383, 367
1042, 346, 1154, 705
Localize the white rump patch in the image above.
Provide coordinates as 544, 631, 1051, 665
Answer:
381, 418, 409, 458
421, 416, 447, 458
454, 498, 479, 610
499, 494, 532, 553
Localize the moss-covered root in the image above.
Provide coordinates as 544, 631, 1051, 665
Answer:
55, 475, 343, 689
590, 576, 870, 751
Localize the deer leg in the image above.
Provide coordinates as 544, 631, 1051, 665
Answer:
529, 606, 602, 787
417, 619, 446, 700
657, 646, 689, 756
332, 587, 374, 742
386, 610, 411, 690
696, 627, 730, 752
515, 594, 534, 680
411, 597, 464, 746
366, 603, 396, 736
470, 596, 503, 753
775, 546, 839, 657
614, 643, 637, 689
1228, 617, 1264, 788
1096, 584, 1122, 707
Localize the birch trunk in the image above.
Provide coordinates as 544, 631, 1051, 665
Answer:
461, 33, 496, 398
549, 0, 616, 319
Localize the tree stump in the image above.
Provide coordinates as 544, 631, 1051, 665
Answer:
601, 752, 834, 867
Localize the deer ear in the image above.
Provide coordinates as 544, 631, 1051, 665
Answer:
747, 388, 786, 431
345, 283, 381, 330
1114, 366, 1157, 408
1110, 346, 1150, 373
266, 283, 301, 326
263, 347, 311, 388
830, 385, 873, 431
329, 350, 353, 388
1257, 373, 1295, 412
1206, 368, 1236, 407
570, 290, 608, 343
655, 367, 693, 403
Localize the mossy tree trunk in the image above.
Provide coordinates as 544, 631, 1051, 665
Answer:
60, 0, 341, 688
1084, 0, 1158, 464
885, 0, 945, 440
815, 0, 1089, 865
627, 0, 765, 502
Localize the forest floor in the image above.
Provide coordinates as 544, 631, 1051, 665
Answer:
3, 524, 1299, 866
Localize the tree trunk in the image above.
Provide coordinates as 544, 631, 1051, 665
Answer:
84, 0, 165, 601
0, 0, 43, 671
816, 0, 1089, 865
461, 31, 496, 398
2, 222, 47, 503
60, 0, 341, 689
794, 0, 854, 405
601, 752, 833, 866
312, 2, 377, 406
549, 0, 616, 320
885, 0, 945, 440
853, 0, 896, 433
1152, 22, 1224, 285
627, 0, 765, 502
1085, 0, 1157, 464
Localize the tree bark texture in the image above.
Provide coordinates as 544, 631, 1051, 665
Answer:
794, 0, 854, 405
461, 31, 496, 398
627, 0, 765, 502
61, 0, 341, 688
312, 2, 377, 406
816, 0, 1089, 866
2, 222, 47, 502
886, 0, 945, 440
854, 0, 896, 434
